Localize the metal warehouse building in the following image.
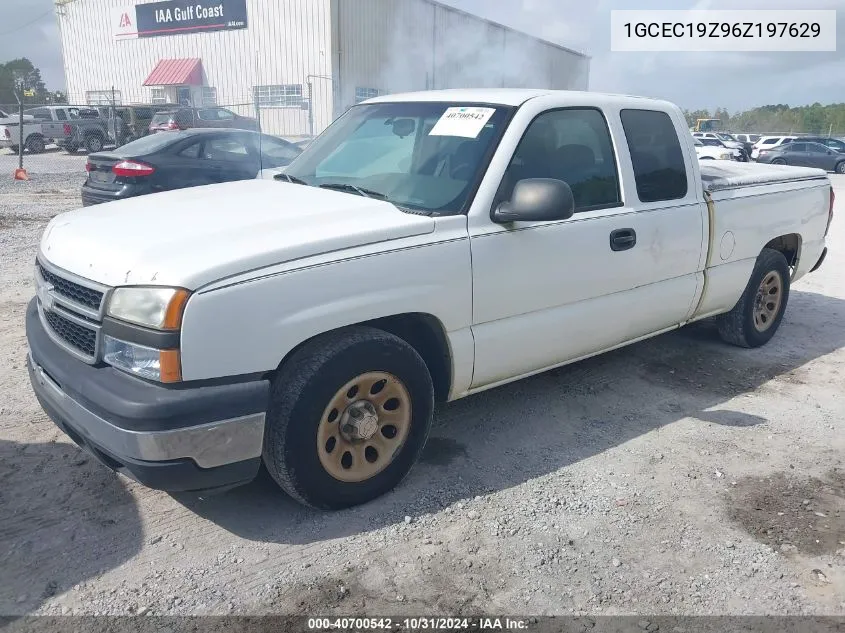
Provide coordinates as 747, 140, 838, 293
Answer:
55, 0, 590, 137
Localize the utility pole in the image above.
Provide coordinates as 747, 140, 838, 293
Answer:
12, 72, 28, 180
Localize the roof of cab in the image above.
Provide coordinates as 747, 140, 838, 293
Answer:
363, 88, 675, 109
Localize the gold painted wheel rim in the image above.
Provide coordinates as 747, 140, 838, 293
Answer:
753, 270, 783, 332
317, 371, 412, 483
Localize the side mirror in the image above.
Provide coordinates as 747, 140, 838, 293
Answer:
492, 178, 575, 224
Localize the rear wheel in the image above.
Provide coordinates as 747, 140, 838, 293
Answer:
64, 143, 79, 154
84, 134, 103, 153
717, 248, 790, 348
262, 326, 435, 509
9, 145, 19, 154
25, 135, 46, 154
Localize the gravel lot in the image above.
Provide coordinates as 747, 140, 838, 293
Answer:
1, 169, 843, 618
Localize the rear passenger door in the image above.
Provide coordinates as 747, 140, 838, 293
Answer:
200, 134, 260, 182
468, 106, 704, 389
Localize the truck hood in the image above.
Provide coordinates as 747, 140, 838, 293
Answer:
39, 180, 435, 289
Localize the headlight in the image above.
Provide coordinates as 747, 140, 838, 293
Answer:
720, 153, 732, 160
103, 335, 181, 383
107, 287, 190, 330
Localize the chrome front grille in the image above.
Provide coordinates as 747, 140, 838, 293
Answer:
42, 308, 97, 357
35, 257, 109, 364
37, 262, 104, 312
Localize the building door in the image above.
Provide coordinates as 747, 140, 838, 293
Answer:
177, 86, 192, 106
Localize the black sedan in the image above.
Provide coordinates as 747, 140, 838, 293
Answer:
81, 128, 302, 206
756, 141, 845, 174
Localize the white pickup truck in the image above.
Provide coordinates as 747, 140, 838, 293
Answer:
26, 89, 833, 509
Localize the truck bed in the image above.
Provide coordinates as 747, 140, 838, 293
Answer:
700, 161, 829, 193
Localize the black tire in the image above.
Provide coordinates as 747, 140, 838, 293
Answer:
9, 145, 19, 154
84, 134, 103, 153
772, 158, 786, 165
836, 161, 845, 175
64, 144, 79, 154
717, 248, 791, 348
262, 326, 435, 510
25, 134, 46, 154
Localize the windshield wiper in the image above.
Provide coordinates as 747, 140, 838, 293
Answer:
318, 182, 388, 200
274, 173, 308, 185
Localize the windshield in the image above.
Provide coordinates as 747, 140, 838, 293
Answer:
715, 133, 735, 141
283, 102, 514, 214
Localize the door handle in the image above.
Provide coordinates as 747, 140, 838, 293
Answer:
610, 228, 636, 252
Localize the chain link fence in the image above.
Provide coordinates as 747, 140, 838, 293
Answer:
1, 92, 317, 180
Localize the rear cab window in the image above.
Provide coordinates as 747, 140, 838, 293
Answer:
620, 109, 688, 203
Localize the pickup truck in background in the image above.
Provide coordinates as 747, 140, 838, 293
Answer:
0, 119, 48, 153
23, 105, 114, 153
26, 89, 833, 510
0, 108, 35, 124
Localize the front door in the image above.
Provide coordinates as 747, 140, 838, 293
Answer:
177, 86, 192, 106
468, 106, 704, 389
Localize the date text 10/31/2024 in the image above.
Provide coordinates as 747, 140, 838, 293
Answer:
307, 617, 534, 631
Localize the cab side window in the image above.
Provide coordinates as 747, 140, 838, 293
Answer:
494, 108, 622, 213
620, 109, 688, 203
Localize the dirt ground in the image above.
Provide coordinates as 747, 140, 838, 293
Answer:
1, 173, 843, 617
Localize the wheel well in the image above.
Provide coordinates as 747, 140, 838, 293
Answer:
764, 233, 801, 268
363, 313, 452, 403
273, 313, 453, 403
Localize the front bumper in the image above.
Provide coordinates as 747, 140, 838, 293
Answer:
26, 298, 268, 492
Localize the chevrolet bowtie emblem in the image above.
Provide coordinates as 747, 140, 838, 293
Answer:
38, 283, 55, 311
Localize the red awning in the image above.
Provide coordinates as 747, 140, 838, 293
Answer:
143, 58, 203, 86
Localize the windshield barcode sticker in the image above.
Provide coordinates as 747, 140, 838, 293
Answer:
429, 107, 496, 138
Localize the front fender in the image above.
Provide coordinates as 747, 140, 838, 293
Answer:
179, 238, 472, 382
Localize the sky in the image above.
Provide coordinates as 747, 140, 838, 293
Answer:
0, 0, 842, 113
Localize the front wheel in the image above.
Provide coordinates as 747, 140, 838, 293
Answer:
836, 161, 845, 174
717, 248, 791, 348
771, 158, 786, 165
262, 326, 434, 509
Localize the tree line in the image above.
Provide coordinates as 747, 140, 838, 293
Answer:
684, 103, 845, 136
0, 58, 66, 106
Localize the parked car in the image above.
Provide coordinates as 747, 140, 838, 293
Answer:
756, 141, 845, 173
751, 135, 797, 160
81, 128, 301, 206
795, 136, 845, 154
734, 133, 761, 145
110, 105, 172, 146
693, 136, 734, 160
693, 132, 748, 160
149, 107, 259, 133
27, 90, 832, 508
696, 137, 741, 160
